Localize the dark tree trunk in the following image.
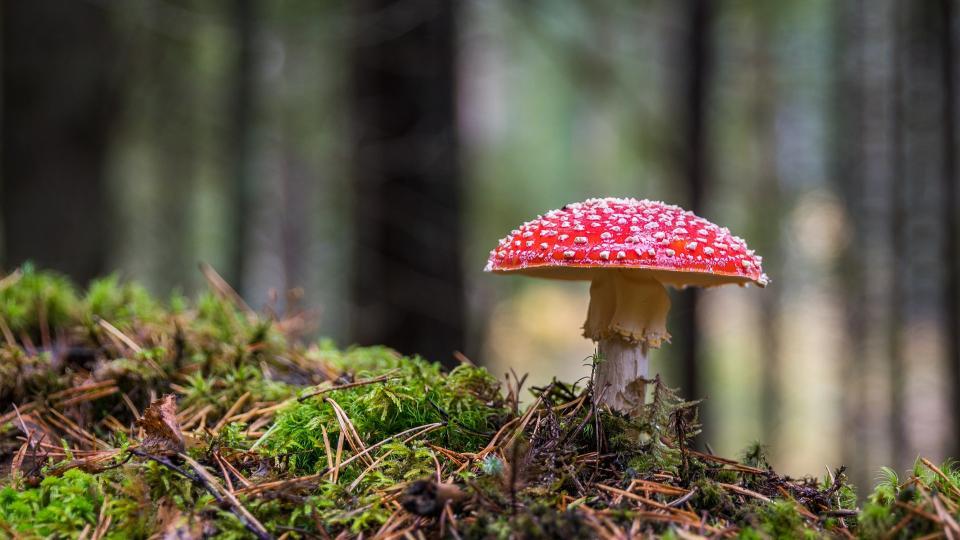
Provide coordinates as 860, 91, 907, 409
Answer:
0, 1, 120, 284
889, 0, 906, 472
890, 0, 951, 468
752, 13, 783, 450
350, 0, 465, 367
151, 13, 197, 294
834, 0, 870, 490
940, 0, 960, 459
676, 0, 713, 402
230, 0, 257, 295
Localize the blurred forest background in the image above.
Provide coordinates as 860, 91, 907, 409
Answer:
1, 0, 958, 495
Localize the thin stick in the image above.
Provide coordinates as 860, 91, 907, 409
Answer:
48, 380, 118, 400
325, 398, 373, 466
120, 393, 141, 421
178, 453, 272, 540
90, 494, 112, 540
0, 268, 22, 292
667, 487, 698, 508
199, 262, 256, 317
218, 453, 253, 489
594, 484, 700, 520
59, 387, 119, 407
348, 449, 395, 492
216, 453, 235, 492
322, 426, 334, 473
720, 482, 773, 503
332, 431, 344, 483
297, 372, 398, 402
96, 318, 143, 354
0, 314, 15, 348
214, 392, 251, 432
921, 457, 960, 500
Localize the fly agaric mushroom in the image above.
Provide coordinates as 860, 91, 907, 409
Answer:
485, 198, 767, 413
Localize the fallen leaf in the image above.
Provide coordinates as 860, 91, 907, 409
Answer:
137, 394, 185, 456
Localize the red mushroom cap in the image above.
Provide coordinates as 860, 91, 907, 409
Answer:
485, 197, 768, 288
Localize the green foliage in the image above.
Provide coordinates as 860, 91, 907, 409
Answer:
215, 422, 251, 450
742, 500, 821, 540
741, 442, 771, 470
262, 347, 507, 473
604, 375, 699, 475
870, 466, 900, 506
694, 478, 734, 512
83, 274, 163, 328
481, 454, 505, 476
0, 469, 150, 539
180, 361, 295, 416
194, 291, 249, 343
0, 264, 79, 336
465, 502, 592, 540
854, 459, 960, 539
857, 500, 897, 539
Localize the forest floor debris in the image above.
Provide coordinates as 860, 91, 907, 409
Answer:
0, 266, 956, 539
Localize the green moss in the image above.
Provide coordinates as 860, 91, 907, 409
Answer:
84, 274, 163, 329
605, 375, 699, 476
0, 468, 150, 539
465, 503, 592, 540
857, 501, 897, 539
742, 500, 822, 539
262, 347, 507, 473
0, 469, 101, 537
0, 264, 79, 337
740, 442, 771, 470
694, 478, 735, 511
180, 362, 295, 416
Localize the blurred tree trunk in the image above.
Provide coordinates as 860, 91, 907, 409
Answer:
675, 0, 713, 402
230, 0, 257, 294
834, 0, 870, 489
151, 10, 197, 294
752, 8, 783, 450
0, 1, 120, 284
941, 0, 960, 459
889, 0, 906, 471
350, 0, 465, 366
890, 0, 951, 468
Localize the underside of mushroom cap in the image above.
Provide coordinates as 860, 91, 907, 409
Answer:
485, 197, 768, 288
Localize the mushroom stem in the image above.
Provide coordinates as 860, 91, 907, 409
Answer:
583, 271, 672, 413
596, 339, 650, 412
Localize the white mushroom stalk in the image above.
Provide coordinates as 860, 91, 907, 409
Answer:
583, 271, 670, 412
485, 197, 768, 416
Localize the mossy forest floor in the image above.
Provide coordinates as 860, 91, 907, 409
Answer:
0, 266, 958, 539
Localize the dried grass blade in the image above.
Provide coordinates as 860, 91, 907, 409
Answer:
214, 392, 251, 432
